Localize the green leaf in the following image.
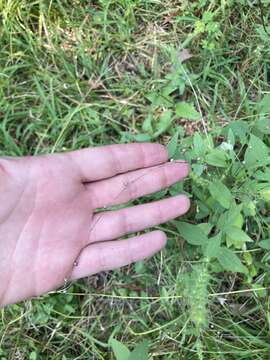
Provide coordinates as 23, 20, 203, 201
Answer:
167, 131, 179, 158
218, 205, 243, 232
254, 119, 270, 134
198, 223, 213, 235
110, 339, 130, 360
193, 132, 206, 157
205, 149, 228, 167
204, 233, 222, 259
260, 188, 270, 202
244, 134, 269, 169
129, 341, 148, 360
243, 200, 256, 217
227, 128, 235, 147
153, 110, 173, 137
257, 94, 270, 114
175, 102, 200, 120
251, 283, 267, 298
209, 180, 233, 209
134, 134, 152, 142
175, 222, 208, 245
226, 120, 249, 145
225, 226, 253, 248
217, 248, 248, 274
254, 170, 270, 182
258, 239, 270, 250
142, 114, 153, 133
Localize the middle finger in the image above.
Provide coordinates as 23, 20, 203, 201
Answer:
89, 195, 190, 243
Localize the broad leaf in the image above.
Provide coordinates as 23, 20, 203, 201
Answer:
198, 223, 213, 235
217, 248, 248, 274
209, 181, 233, 209
175, 102, 200, 120
110, 339, 130, 360
217, 205, 243, 232
258, 239, 270, 250
254, 170, 270, 182
167, 131, 179, 158
193, 132, 206, 157
226, 120, 249, 145
176, 222, 208, 245
227, 128, 235, 147
255, 119, 270, 134
257, 94, 270, 114
204, 233, 222, 259
225, 226, 253, 249
205, 149, 228, 167
153, 110, 173, 137
142, 114, 153, 133
244, 134, 269, 169
134, 134, 152, 142
260, 188, 270, 202
129, 341, 148, 360
251, 283, 267, 298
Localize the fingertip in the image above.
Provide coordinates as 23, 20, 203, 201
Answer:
179, 194, 191, 213
152, 230, 167, 248
167, 195, 191, 218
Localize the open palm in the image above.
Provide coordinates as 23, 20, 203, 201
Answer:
0, 143, 189, 307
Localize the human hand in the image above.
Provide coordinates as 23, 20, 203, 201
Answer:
0, 143, 189, 307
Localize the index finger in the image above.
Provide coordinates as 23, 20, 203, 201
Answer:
69, 143, 169, 181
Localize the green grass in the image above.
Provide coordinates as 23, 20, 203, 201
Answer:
1, 1, 270, 359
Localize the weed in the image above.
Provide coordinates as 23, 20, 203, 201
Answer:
0, 1, 270, 359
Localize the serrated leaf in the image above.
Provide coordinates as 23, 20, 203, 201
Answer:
209, 181, 233, 209
175, 102, 200, 120
167, 131, 179, 158
129, 341, 148, 360
204, 233, 222, 259
205, 149, 228, 167
175, 222, 208, 245
110, 339, 130, 360
244, 134, 269, 169
217, 248, 248, 274
225, 226, 253, 248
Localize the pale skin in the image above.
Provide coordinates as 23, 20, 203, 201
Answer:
0, 143, 190, 307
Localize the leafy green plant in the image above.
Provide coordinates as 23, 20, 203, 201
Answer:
110, 339, 149, 360
170, 94, 270, 340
